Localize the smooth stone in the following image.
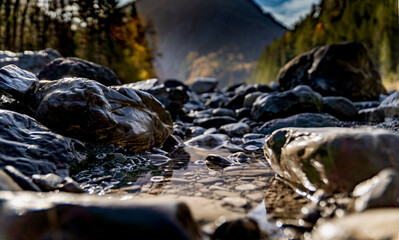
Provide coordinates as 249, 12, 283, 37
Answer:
220, 122, 250, 137
222, 197, 248, 208
312, 209, 399, 240
32, 173, 64, 191
205, 154, 232, 169
227, 152, 250, 164
235, 107, 251, 119
212, 218, 262, 240
264, 127, 399, 194
359, 105, 399, 122
0, 49, 61, 74
195, 116, 236, 128
0, 191, 201, 240
185, 134, 229, 150
0, 110, 85, 177
243, 92, 264, 108
197, 177, 223, 185
190, 77, 218, 94
235, 184, 257, 191
0, 64, 39, 100
0, 170, 23, 191
251, 85, 323, 121
278, 41, 386, 101
38, 57, 121, 86
212, 108, 236, 118
353, 168, 399, 211
34, 78, 173, 152
258, 113, 339, 135
322, 96, 358, 120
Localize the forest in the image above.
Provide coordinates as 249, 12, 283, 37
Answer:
0, 0, 155, 83
253, 0, 399, 87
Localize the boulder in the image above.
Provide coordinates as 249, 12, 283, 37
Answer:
0, 170, 23, 191
189, 77, 217, 94
0, 110, 85, 177
277, 42, 386, 101
0, 191, 201, 240
120, 78, 189, 120
220, 122, 250, 137
353, 168, 399, 211
359, 106, 399, 122
0, 64, 39, 100
258, 113, 339, 135
0, 49, 61, 74
251, 85, 323, 121
38, 57, 121, 86
321, 96, 358, 120
34, 78, 173, 152
312, 209, 399, 240
264, 127, 399, 194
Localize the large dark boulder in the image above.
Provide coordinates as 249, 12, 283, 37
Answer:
0, 191, 201, 240
0, 64, 39, 100
277, 42, 386, 101
0, 49, 61, 74
251, 85, 322, 121
0, 110, 84, 177
38, 57, 121, 86
34, 78, 172, 152
264, 127, 399, 194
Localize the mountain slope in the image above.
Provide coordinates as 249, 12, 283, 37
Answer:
136, 0, 286, 86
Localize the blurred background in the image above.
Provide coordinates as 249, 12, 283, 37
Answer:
0, 0, 397, 88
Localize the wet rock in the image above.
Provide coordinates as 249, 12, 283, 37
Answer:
236, 108, 251, 119
0, 169, 23, 191
322, 96, 358, 120
220, 122, 250, 137
195, 116, 236, 128
0, 49, 61, 74
264, 127, 399, 194
258, 113, 339, 135
251, 85, 322, 121
122, 78, 189, 120
359, 106, 399, 122
312, 209, 399, 240
187, 126, 207, 138
353, 168, 399, 211
380, 91, 399, 106
212, 108, 235, 118
38, 57, 121, 86
0, 64, 39, 100
206, 154, 233, 169
354, 101, 380, 111
3, 165, 41, 191
34, 78, 173, 152
243, 92, 263, 108
278, 41, 386, 101
185, 134, 229, 150
0, 110, 84, 177
212, 217, 263, 240
32, 173, 65, 191
0, 191, 201, 240
228, 152, 250, 164
190, 77, 218, 94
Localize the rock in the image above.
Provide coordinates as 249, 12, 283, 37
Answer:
212, 218, 263, 240
264, 127, 399, 194
359, 106, 399, 122
195, 116, 236, 128
235, 108, 251, 119
185, 134, 229, 150
227, 152, 250, 164
0, 110, 84, 177
212, 108, 235, 118
197, 177, 224, 185
220, 122, 250, 137
0, 169, 23, 191
354, 101, 380, 111
0, 64, 39, 100
205, 154, 232, 170
32, 173, 65, 191
258, 113, 339, 135
243, 92, 263, 108
380, 91, 399, 106
3, 166, 41, 191
222, 197, 249, 208
278, 41, 386, 101
190, 77, 218, 94
322, 96, 358, 120
38, 57, 121, 86
0, 49, 62, 74
204, 93, 230, 108
312, 209, 399, 240
34, 78, 173, 152
251, 85, 322, 121
0, 191, 201, 240
353, 168, 399, 211
122, 78, 189, 120
235, 184, 257, 191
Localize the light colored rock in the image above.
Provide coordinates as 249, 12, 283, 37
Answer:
223, 197, 248, 208
197, 177, 223, 185
235, 184, 257, 191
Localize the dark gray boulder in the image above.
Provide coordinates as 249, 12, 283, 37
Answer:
0, 49, 61, 74
277, 42, 386, 101
251, 85, 323, 121
0, 64, 39, 100
0, 110, 85, 177
220, 122, 250, 137
34, 78, 173, 152
258, 113, 339, 135
322, 96, 358, 120
189, 77, 218, 94
264, 127, 399, 194
0, 191, 201, 240
38, 57, 121, 86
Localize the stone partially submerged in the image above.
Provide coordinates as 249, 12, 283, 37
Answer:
0, 110, 85, 177
264, 127, 399, 194
34, 78, 173, 152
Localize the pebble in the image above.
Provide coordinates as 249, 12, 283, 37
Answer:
198, 177, 224, 185
235, 184, 257, 191
223, 197, 249, 208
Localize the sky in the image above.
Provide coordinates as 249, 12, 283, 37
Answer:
254, 0, 321, 28
118, 0, 321, 28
